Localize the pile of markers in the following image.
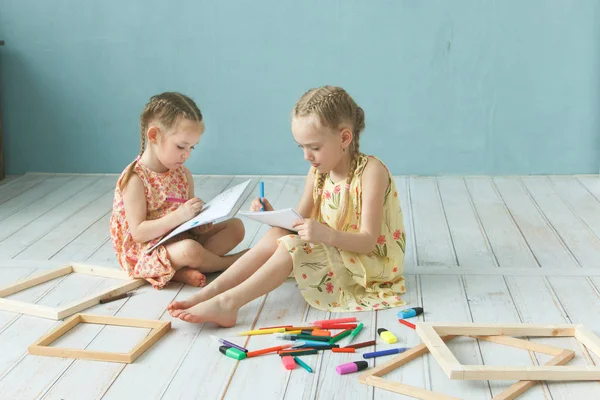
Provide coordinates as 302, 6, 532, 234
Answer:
212, 307, 423, 375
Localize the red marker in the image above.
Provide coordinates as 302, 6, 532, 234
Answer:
312, 317, 357, 326
318, 323, 358, 330
166, 197, 187, 203
398, 319, 416, 330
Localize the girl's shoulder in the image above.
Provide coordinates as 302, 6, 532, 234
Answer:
354, 154, 389, 178
359, 155, 391, 176
360, 156, 389, 185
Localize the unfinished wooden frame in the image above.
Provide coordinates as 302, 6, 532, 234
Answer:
359, 335, 575, 400
0, 263, 146, 320
29, 314, 171, 363
416, 323, 600, 381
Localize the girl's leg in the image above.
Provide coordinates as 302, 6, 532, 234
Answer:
166, 218, 247, 286
177, 242, 293, 326
196, 218, 246, 257
167, 227, 289, 315
165, 238, 239, 274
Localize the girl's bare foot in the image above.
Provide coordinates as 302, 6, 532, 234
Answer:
177, 295, 238, 326
167, 286, 217, 317
171, 268, 207, 287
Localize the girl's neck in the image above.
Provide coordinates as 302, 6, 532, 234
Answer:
329, 153, 353, 183
139, 149, 169, 173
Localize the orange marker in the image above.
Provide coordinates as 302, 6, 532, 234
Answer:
285, 326, 315, 331
246, 344, 293, 358
309, 329, 331, 337
332, 347, 356, 353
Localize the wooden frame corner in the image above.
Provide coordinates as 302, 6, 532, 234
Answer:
359, 334, 575, 400
28, 314, 170, 363
0, 263, 146, 320
416, 323, 600, 381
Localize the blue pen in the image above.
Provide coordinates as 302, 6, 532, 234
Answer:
297, 340, 339, 348
259, 181, 265, 211
363, 347, 408, 359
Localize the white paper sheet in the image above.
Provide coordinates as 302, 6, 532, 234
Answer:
146, 179, 252, 253
238, 208, 303, 231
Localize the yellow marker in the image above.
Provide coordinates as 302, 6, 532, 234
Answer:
377, 328, 397, 344
236, 327, 286, 336
286, 330, 302, 334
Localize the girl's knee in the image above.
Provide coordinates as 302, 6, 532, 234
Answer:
228, 218, 245, 243
266, 227, 291, 238
180, 240, 205, 266
258, 227, 290, 253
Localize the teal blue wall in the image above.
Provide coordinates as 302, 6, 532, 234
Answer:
1, 1, 599, 175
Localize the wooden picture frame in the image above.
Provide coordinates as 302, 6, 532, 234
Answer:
416, 323, 600, 381
359, 335, 575, 400
0, 263, 146, 320
28, 314, 171, 363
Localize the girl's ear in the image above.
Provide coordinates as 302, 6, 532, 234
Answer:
147, 126, 160, 144
340, 127, 353, 150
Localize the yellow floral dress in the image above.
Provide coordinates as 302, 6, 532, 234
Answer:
279, 155, 406, 312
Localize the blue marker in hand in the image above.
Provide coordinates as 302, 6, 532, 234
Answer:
259, 181, 265, 211
258, 182, 265, 211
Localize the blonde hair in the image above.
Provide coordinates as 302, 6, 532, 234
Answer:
120, 92, 203, 191
293, 85, 365, 230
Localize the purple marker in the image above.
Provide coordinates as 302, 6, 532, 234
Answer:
336, 361, 368, 375
363, 347, 408, 359
210, 335, 248, 353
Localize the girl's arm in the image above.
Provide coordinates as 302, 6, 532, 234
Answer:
184, 168, 213, 235
294, 160, 388, 254
296, 167, 316, 218
122, 173, 192, 243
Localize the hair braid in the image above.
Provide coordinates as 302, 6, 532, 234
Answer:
119, 92, 202, 191
293, 86, 366, 229
335, 142, 361, 230
310, 172, 327, 221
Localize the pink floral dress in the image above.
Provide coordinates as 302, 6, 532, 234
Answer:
278, 155, 406, 312
110, 158, 202, 289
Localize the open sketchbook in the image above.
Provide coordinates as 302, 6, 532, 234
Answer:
147, 179, 252, 253
238, 208, 303, 231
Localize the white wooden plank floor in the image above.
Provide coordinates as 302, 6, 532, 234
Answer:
1, 173, 600, 400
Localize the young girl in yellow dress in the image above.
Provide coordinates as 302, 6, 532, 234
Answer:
167, 85, 406, 326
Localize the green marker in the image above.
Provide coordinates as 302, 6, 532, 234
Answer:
293, 356, 314, 373
346, 322, 364, 345
219, 345, 247, 360
329, 329, 352, 344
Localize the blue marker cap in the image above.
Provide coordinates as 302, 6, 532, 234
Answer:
397, 307, 423, 319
